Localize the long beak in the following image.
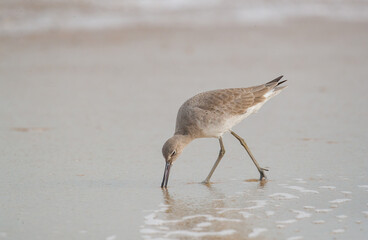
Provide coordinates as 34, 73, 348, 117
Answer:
161, 162, 172, 188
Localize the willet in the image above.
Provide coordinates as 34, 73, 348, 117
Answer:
161, 76, 287, 188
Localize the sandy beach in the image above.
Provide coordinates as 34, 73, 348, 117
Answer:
1, 1, 368, 239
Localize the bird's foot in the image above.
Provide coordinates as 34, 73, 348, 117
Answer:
259, 168, 269, 181
201, 180, 211, 185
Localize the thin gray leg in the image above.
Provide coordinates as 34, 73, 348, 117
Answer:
202, 137, 225, 184
230, 130, 268, 180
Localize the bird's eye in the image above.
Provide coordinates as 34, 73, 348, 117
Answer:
171, 150, 176, 157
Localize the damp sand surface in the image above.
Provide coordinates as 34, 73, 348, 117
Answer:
1, 17, 368, 240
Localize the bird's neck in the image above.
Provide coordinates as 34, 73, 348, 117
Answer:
174, 134, 194, 147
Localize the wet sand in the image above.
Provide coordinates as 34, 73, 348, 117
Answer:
1, 20, 368, 239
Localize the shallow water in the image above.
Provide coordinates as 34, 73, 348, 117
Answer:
1, 5, 368, 239
141, 176, 367, 239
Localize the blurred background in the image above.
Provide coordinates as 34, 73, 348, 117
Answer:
1, 0, 368, 240
1, 0, 368, 34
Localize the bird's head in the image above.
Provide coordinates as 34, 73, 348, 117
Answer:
162, 135, 185, 163
161, 134, 192, 188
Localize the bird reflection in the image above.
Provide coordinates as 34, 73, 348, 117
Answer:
150, 183, 267, 239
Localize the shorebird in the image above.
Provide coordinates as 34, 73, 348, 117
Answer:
161, 76, 287, 188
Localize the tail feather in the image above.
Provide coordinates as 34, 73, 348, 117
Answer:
277, 80, 287, 86
263, 76, 288, 98
274, 85, 288, 92
246, 75, 287, 114
266, 75, 283, 85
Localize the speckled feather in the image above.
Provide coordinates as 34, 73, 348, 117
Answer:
174, 76, 287, 138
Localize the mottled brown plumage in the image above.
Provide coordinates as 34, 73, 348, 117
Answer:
174, 77, 285, 138
161, 76, 287, 188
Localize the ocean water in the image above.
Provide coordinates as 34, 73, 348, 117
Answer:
1, 0, 368, 35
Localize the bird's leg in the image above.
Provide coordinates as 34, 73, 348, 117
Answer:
202, 137, 226, 184
230, 131, 268, 180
